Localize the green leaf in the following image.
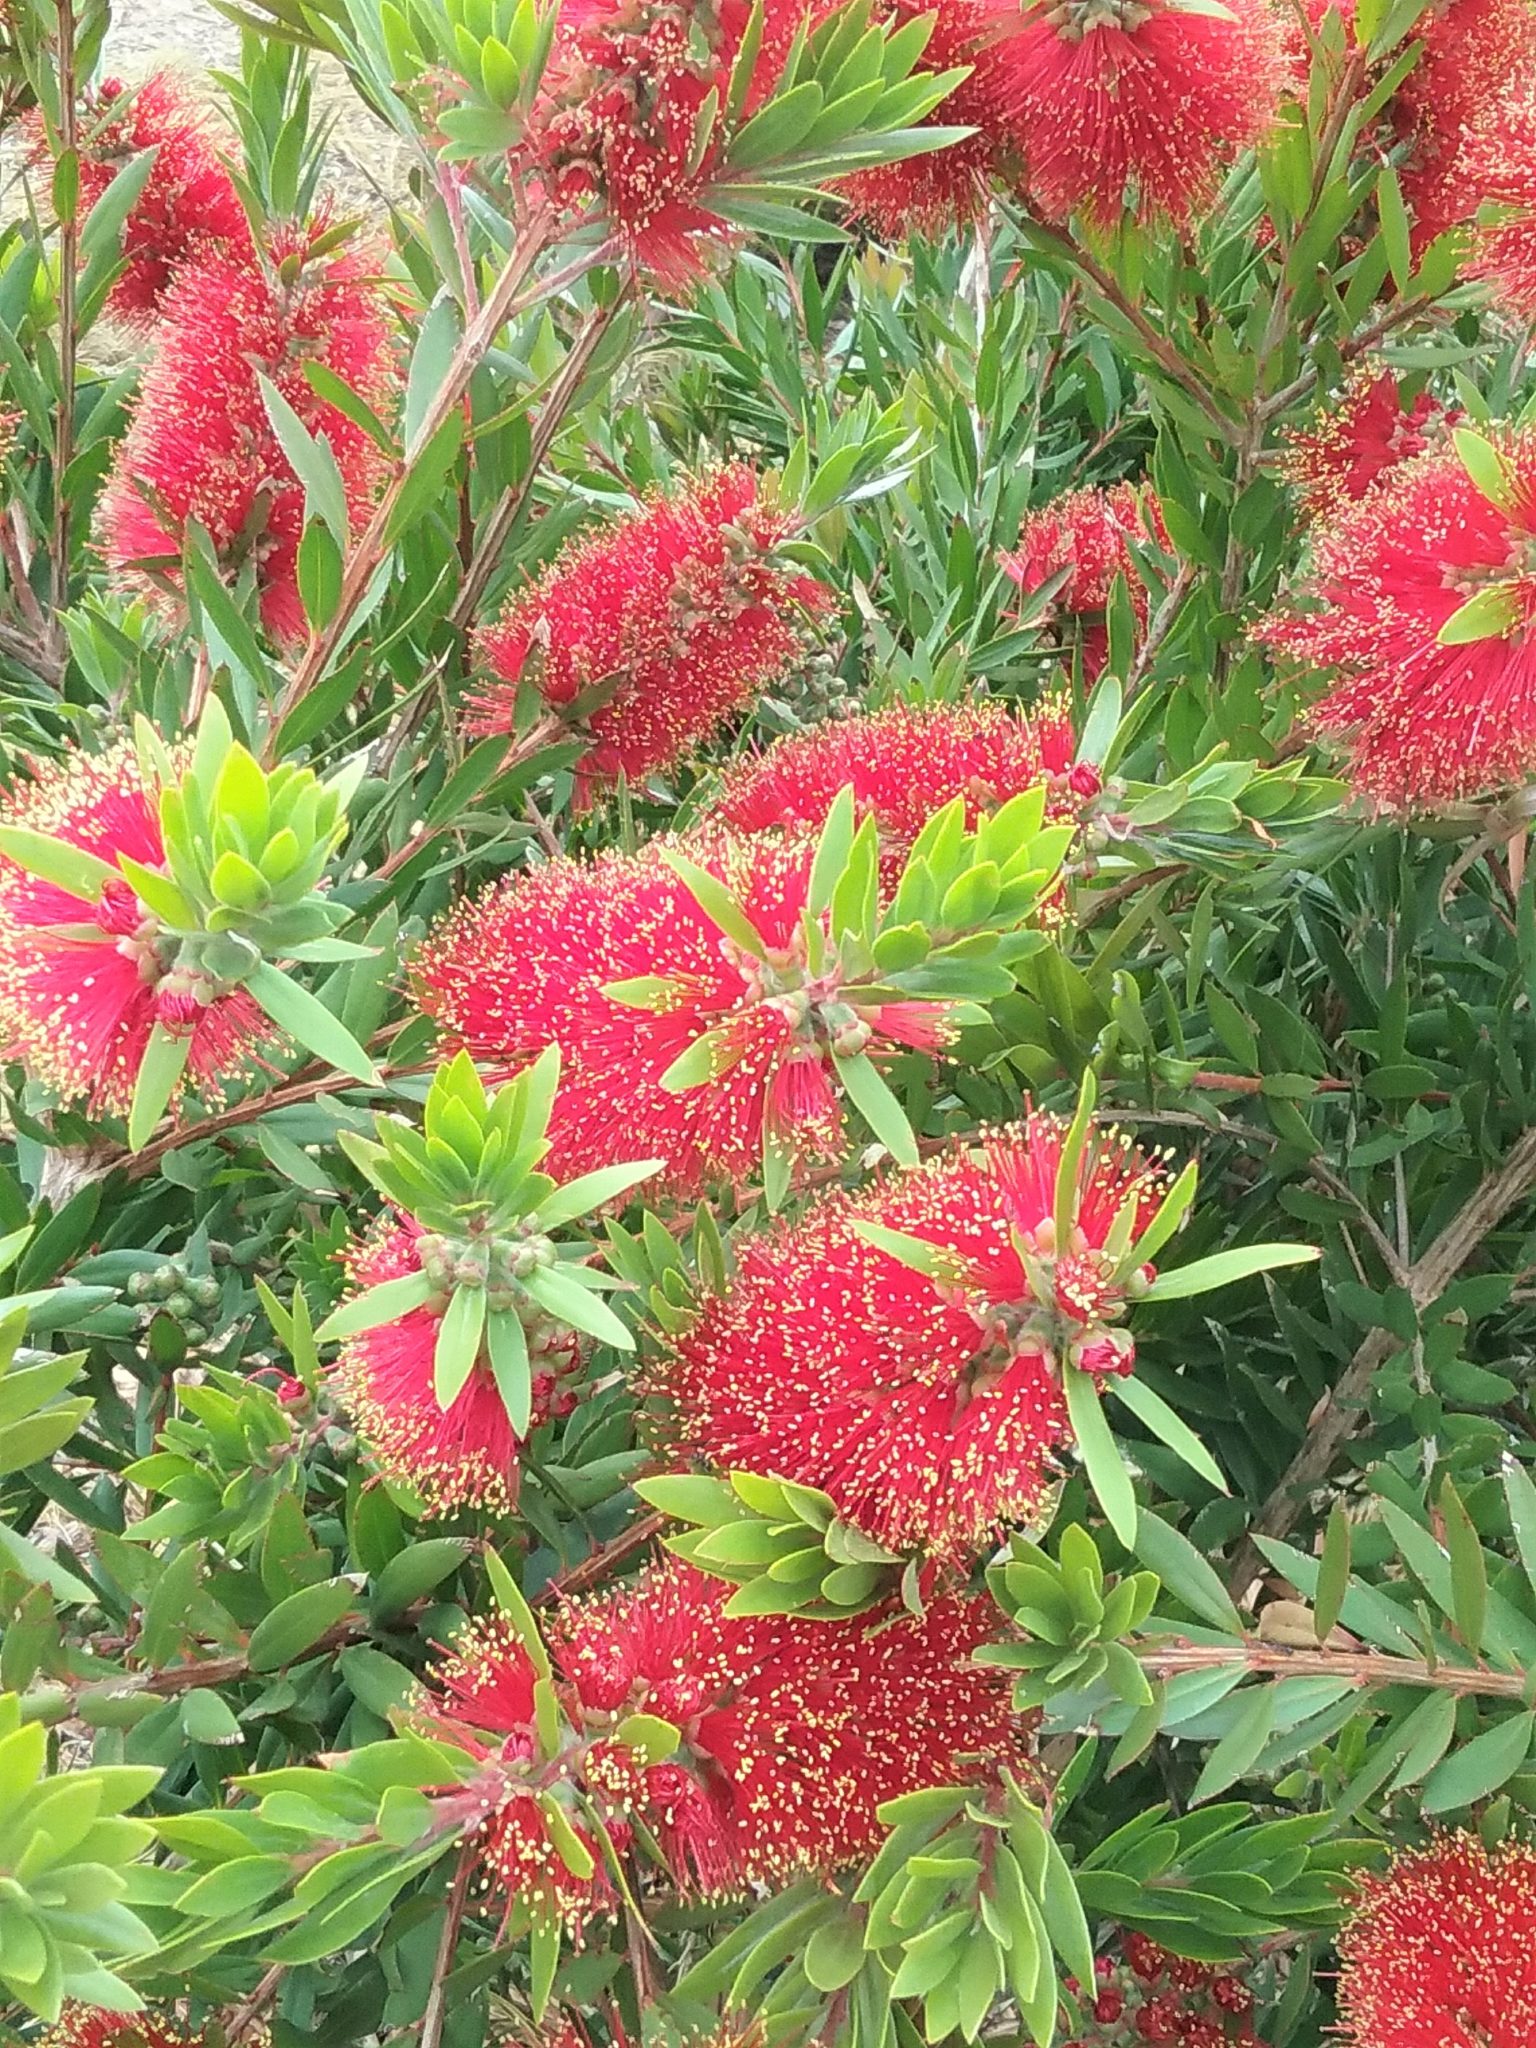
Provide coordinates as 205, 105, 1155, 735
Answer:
1422, 1710, 1535, 1814
127, 1025, 193, 1152
1189, 1684, 1277, 1803
1314, 1503, 1352, 1645
0, 827, 117, 903
659, 849, 767, 956
1453, 425, 1517, 511
246, 961, 378, 1083
486, 1308, 533, 1439
1503, 1457, 1536, 1602
259, 374, 351, 542
804, 1911, 866, 1993
1142, 1242, 1319, 1300
433, 1284, 487, 1408
534, 1159, 663, 1231
1437, 582, 1521, 647
246, 1577, 359, 1673
1064, 1367, 1137, 1546
316, 1271, 437, 1342
521, 1264, 634, 1350
1109, 1374, 1229, 1495
833, 1048, 920, 1165
1440, 1476, 1489, 1657
1130, 1512, 1243, 1634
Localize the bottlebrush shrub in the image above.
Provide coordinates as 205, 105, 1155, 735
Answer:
1268, 427, 1536, 810
1334, 1833, 1536, 2048
50, 74, 251, 320
415, 788, 1072, 1199
98, 224, 396, 641
470, 466, 832, 796
321, 1049, 659, 1515
0, 702, 371, 1142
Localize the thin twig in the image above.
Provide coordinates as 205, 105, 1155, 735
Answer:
49, 0, 79, 660
420, 1845, 477, 2048
1139, 1638, 1529, 1700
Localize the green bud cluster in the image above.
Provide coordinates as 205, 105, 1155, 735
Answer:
126, 1260, 223, 1347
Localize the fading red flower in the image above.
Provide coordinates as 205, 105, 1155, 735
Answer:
713, 697, 1092, 878
1281, 367, 1454, 520
413, 831, 959, 1198
58, 74, 250, 319
990, 0, 1291, 229
1001, 484, 1168, 675
1336, 1833, 1536, 2048
1266, 432, 1536, 811
521, 0, 807, 285
649, 1116, 1166, 1560
839, 0, 1020, 236
1465, 81, 1536, 315
0, 744, 267, 1117
99, 227, 395, 642
331, 1215, 577, 1518
1060, 1931, 1264, 2047
470, 469, 829, 797
1391, 0, 1536, 251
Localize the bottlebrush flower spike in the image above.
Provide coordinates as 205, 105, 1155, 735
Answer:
0, 741, 269, 1126
329, 1213, 580, 1517
1390, 0, 1536, 251
1465, 82, 1536, 316
469, 468, 831, 798
1001, 484, 1168, 676
321, 1049, 659, 1511
1267, 427, 1536, 811
98, 225, 395, 643
839, 0, 1020, 236
415, 791, 1073, 1200
40, 2014, 259, 2048
648, 1112, 1168, 1561
424, 1557, 1026, 1933
520, 0, 806, 285
989, 0, 1291, 230
53, 73, 251, 320
712, 696, 1095, 876
1336, 1832, 1536, 2048
1281, 367, 1455, 521
0, 699, 373, 1145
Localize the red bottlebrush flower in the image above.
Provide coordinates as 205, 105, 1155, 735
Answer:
1281, 367, 1454, 520
413, 830, 957, 1198
713, 696, 1092, 877
425, 1564, 1023, 1924
98, 228, 395, 643
553, 1560, 1026, 1886
1336, 1833, 1536, 2048
0, 744, 266, 1117
330, 1215, 577, 1518
40, 2011, 248, 2048
1001, 484, 1167, 676
1266, 433, 1536, 811
1465, 82, 1536, 315
521, 0, 807, 286
469, 469, 830, 798
649, 1115, 1166, 1560
1391, 0, 1536, 251
990, 0, 1291, 230
61, 74, 250, 320
839, 0, 1019, 236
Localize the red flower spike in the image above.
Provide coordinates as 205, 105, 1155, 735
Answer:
331, 1215, 578, 1518
649, 1115, 1166, 1561
40, 2012, 254, 2048
423, 1565, 1024, 1925
99, 227, 396, 643
1336, 1833, 1536, 2048
1266, 432, 1536, 812
713, 697, 1091, 883
470, 468, 830, 798
990, 0, 1291, 230
1391, 0, 1536, 252
413, 830, 954, 1199
49, 74, 251, 320
1281, 367, 1455, 521
0, 744, 268, 1117
1001, 484, 1168, 676
840, 0, 1020, 236
520, 0, 809, 286
1465, 82, 1536, 316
